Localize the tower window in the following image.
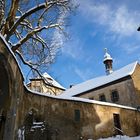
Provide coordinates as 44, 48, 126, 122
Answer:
99, 94, 106, 102
111, 90, 119, 102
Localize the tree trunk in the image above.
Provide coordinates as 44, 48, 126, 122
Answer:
0, 0, 5, 29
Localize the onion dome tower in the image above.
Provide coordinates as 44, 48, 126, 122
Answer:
103, 48, 113, 75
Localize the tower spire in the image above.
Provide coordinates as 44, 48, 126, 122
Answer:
103, 48, 113, 75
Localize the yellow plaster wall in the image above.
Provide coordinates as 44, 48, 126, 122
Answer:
131, 64, 140, 106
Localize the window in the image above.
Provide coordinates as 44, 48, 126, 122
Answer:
89, 97, 94, 100
99, 94, 106, 102
111, 90, 119, 102
74, 109, 80, 122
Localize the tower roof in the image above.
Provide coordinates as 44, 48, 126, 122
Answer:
103, 48, 113, 62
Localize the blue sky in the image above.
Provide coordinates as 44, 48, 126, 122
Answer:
25, 0, 140, 88
47, 0, 140, 88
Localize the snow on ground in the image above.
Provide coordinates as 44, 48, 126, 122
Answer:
98, 135, 140, 140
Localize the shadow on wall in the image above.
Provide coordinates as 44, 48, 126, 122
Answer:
18, 108, 59, 140
19, 93, 102, 140
76, 103, 101, 140
0, 53, 11, 139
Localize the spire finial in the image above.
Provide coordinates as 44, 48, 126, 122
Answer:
104, 48, 107, 53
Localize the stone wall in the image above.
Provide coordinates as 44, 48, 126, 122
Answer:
0, 35, 25, 140
17, 90, 140, 140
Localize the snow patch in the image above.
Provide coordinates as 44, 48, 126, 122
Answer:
42, 72, 65, 90
17, 127, 25, 140
98, 135, 140, 140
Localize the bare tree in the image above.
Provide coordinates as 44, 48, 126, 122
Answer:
0, 0, 73, 79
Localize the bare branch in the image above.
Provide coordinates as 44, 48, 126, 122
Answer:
15, 50, 43, 78
12, 23, 61, 51
6, 1, 57, 40
0, 0, 5, 30
3, 0, 19, 34
0, 0, 73, 80
15, 30, 22, 40
37, 9, 48, 27
20, 22, 33, 30
15, 50, 55, 88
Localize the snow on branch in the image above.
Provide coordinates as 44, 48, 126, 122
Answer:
16, 50, 45, 81
5, 0, 19, 28
6, 0, 69, 40
5, 2, 52, 40
12, 23, 61, 51
0, 0, 73, 83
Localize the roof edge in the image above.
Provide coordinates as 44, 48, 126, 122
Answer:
129, 61, 138, 75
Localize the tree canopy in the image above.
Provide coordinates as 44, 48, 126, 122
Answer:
0, 0, 74, 78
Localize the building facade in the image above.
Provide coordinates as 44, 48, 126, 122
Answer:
27, 72, 65, 96
59, 51, 140, 108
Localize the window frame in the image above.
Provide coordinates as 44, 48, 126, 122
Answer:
99, 94, 106, 102
111, 90, 119, 102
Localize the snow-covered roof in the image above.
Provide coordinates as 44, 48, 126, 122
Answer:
30, 72, 65, 90
43, 72, 65, 90
59, 61, 138, 98
103, 48, 113, 62
103, 52, 113, 62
